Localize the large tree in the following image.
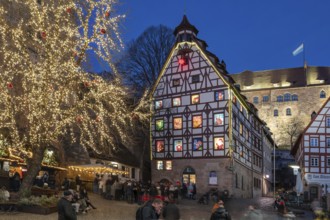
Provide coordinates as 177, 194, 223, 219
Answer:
0, 0, 148, 195
118, 25, 175, 96
117, 25, 175, 180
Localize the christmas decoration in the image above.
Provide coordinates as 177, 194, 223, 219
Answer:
100, 28, 106, 34
0, 0, 149, 194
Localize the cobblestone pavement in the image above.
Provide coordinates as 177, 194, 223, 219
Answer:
0, 193, 315, 220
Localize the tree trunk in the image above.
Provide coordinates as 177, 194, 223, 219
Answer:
19, 146, 46, 197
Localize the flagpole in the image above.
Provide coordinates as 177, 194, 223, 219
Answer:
303, 43, 307, 85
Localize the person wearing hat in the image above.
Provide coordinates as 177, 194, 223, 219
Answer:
57, 190, 77, 220
210, 199, 231, 220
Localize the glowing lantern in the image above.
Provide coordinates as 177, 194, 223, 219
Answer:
178, 57, 187, 65
100, 29, 106, 34
105, 11, 110, 18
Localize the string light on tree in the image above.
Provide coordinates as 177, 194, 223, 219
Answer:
0, 0, 150, 194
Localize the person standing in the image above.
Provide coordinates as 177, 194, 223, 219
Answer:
57, 190, 77, 220
210, 199, 231, 220
75, 175, 82, 192
62, 177, 70, 191
142, 198, 163, 220
162, 198, 180, 220
93, 174, 99, 194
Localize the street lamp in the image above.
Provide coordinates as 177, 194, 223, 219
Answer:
273, 134, 276, 199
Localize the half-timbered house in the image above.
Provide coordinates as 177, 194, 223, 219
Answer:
150, 15, 273, 198
291, 97, 330, 201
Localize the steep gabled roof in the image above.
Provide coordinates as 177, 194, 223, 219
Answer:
173, 15, 199, 36
291, 96, 330, 156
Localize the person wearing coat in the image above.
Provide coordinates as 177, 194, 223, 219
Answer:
57, 190, 77, 220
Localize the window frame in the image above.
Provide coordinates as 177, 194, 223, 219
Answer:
191, 94, 200, 104
173, 117, 183, 130
172, 79, 180, 87
192, 115, 202, 128
253, 97, 259, 104
310, 157, 319, 167
310, 137, 319, 147
286, 108, 292, 116
191, 75, 200, 83
277, 96, 283, 102
172, 97, 181, 107
262, 95, 269, 103
320, 90, 326, 98
284, 93, 291, 102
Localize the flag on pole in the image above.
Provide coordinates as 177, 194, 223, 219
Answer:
292, 43, 304, 56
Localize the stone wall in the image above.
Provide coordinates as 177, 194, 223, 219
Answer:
152, 158, 261, 198
241, 85, 330, 148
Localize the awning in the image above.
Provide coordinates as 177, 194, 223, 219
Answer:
68, 164, 128, 175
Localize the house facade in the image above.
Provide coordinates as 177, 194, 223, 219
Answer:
150, 16, 274, 198
232, 67, 330, 148
291, 97, 330, 201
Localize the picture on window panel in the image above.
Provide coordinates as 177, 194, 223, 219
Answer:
215, 91, 224, 101
214, 113, 224, 126
156, 140, 165, 152
174, 140, 183, 152
173, 97, 181, 106
192, 115, 202, 128
155, 119, 164, 131
157, 161, 163, 170
214, 137, 224, 150
173, 117, 182, 130
191, 94, 200, 104
155, 100, 163, 109
165, 161, 172, 170
193, 138, 203, 151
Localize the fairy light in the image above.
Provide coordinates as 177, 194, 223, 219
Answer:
0, 1, 150, 170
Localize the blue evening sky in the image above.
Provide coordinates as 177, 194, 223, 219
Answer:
119, 0, 330, 74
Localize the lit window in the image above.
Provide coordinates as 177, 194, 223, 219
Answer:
253, 97, 258, 104
165, 161, 172, 170
156, 161, 164, 170
214, 137, 224, 150
155, 140, 165, 152
173, 117, 182, 130
262, 96, 269, 102
311, 157, 319, 167
286, 108, 292, 116
277, 96, 283, 102
310, 138, 318, 147
214, 113, 224, 126
173, 97, 181, 106
155, 119, 164, 131
191, 94, 200, 104
239, 123, 243, 135
192, 115, 202, 128
274, 109, 278, 117
215, 91, 224, 101
320, 90, 326, 98
292, 94, 298, 101
192, 138, 203, 151
174, 140, 183, 152
284, 93, 291, 102
155, 100, 163, 109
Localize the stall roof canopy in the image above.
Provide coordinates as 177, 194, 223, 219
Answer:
68, 164, 128, 175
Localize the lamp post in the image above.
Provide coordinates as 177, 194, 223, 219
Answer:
273, 134, 276, 199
